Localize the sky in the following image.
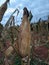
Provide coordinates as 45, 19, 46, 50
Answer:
0, 0, 49, 25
